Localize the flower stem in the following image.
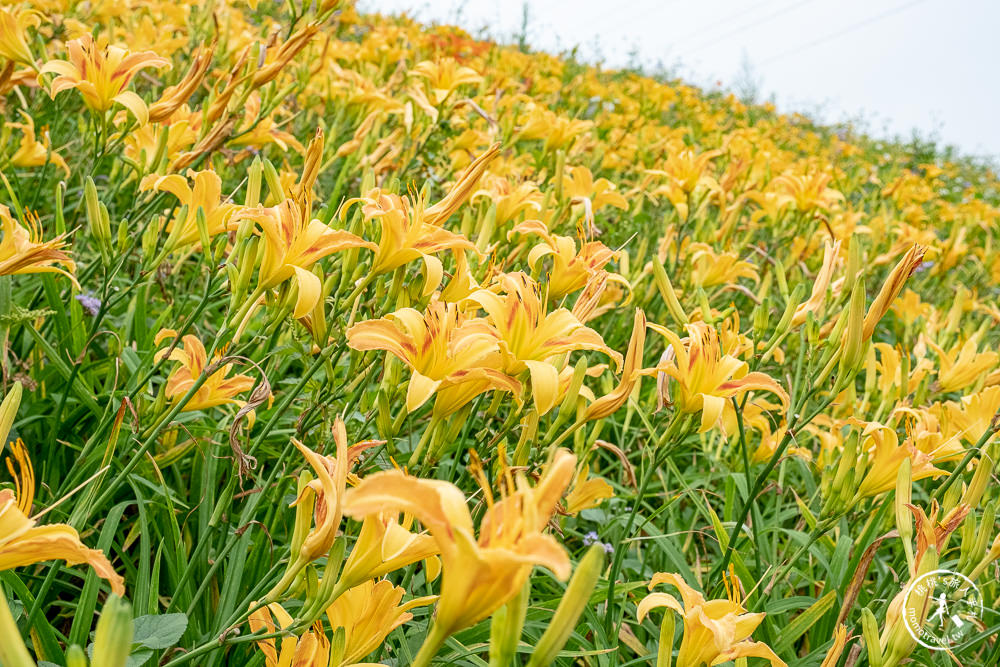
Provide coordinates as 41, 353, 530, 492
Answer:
412, 621, 448, 667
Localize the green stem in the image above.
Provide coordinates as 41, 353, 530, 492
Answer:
411, 621, 449, 667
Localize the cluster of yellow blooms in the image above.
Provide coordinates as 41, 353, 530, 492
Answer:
0, 1, 999, 666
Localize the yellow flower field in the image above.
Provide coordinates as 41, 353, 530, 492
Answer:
0, 1, 998, 666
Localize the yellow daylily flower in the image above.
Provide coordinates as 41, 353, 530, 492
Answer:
7, 112, 69, 176
687, 242, 758, 288
249, 603, 330, 667
140, 169, 239, 250
650, 321, 788, 433
342, 449, 576, 641
472, 174, 543, 226
468, 271, 623, 414
927, 333, 999, 393
0, 205, 77, 284
942, 385, 1000, 446
338, 512, 440, 590
0, 7, 40, 66
851, 419, 947, 499
409, 57, 483, 105
637, 572, 785, 667
347, 298, 521, 416
510, 220, 629, 300
123, 104, 199, 170
560, 165, 628, 213
40, 34, 170, 124
770, 169, 843, 214
340, 144, 498, 295
564, 464, 614, 514
746, 190, 794, 224
289, 419, 383, 567
154, 329, 256, 412
325, 579, 436, 666
233, 198, 376, 318
518, 105, 592, 151
647, 147, 721, 195
1, 442, 124, 596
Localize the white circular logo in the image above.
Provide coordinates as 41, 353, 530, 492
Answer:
902, 569, 983, 650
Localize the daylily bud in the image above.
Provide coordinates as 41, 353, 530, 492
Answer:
475, 202, 497, 255
92, 595, 134, 667
525, 544, 605, 667
289, 470, 314, 566
843, 235, 863, 295
0, 585, 34, 667
489, 581, 530, 667
838, 277, 867, 381
651, 258, 688, 327
962, 501, 995, 575
65, 645, 87, 667
141, 215, 163, 267
860, 607, 883, 667
657, 603, 676, 667
554, 149, 565, 201
85, 177, 112, 260
828, 430, 860, 509
774, 282, 805, 338
962, 453, 994, 509
752, 302, 768, 346
376, 390, 395, 439
559, 357, 590, 420
513, 409, 538, 466
0, 380, 22, 452
262, 158, 285, 204
967, 530, 1000, 581
246, 156, 263, 208
895, 457, 914, 574
195, 207, 212, 255
863, 244, 925, 341
942, 480, 962, 514
773, 256, 789, 298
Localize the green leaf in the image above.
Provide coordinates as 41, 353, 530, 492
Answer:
773, 591, 837, 655
132, 613, 188, 650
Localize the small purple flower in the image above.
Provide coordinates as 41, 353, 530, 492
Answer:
583, 531, 599, 546
602, 542, 615, 554
75, 293, 101, 316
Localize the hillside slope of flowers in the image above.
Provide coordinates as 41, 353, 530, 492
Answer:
0, 1, 999, 666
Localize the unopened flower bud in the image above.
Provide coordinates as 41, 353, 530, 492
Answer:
525, 544, 605, 667
92, 595, 134, 667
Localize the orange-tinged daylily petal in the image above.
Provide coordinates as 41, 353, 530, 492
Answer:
343, 449, 576, 637
0, 205, 77, 284
154, 330, 257, 412
0, 489, 124, 596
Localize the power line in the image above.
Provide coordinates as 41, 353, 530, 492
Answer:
685, 0, 821, 55
758, 0, 930, 65
674, 0, 783, 46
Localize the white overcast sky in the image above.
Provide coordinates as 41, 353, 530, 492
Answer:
357, 0, 999, 160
